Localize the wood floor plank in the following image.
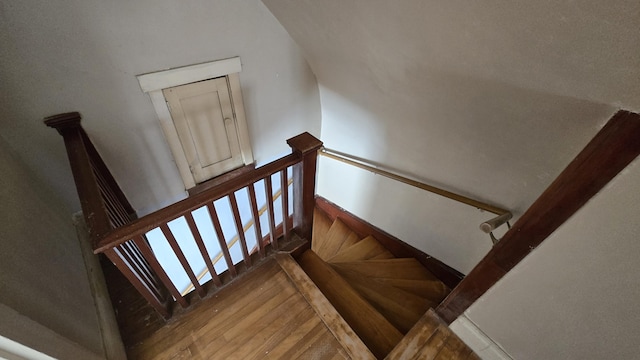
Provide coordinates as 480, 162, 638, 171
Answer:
328, 236, 394, 263
128, 258, 350, 360
253, 310, 322, 359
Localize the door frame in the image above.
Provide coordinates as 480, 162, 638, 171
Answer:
137, 57, 254, 189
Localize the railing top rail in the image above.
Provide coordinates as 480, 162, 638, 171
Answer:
94, 153, 301, 253
319, 147, 509, 216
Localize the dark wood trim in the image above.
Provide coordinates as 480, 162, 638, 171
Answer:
436, 109, 640, 324
95, 153, 300, 252
187, 162, 256, 197
289, 132, 323, 241
314, 196, 464, 290
45, 112, 112, 245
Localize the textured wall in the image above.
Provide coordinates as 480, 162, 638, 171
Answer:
0, 137, 104, 358
0, 0, 322, 215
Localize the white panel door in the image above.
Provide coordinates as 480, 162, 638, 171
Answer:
163, 78, 244, 183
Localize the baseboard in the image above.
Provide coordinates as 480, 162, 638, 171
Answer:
450, 314, 513, 360
315, 196, 464, 289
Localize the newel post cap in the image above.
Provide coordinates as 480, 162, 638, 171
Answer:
44, 112, 82, 134
287, 132, 323, 155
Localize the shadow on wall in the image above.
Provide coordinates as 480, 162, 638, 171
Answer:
316, 68, 615, 273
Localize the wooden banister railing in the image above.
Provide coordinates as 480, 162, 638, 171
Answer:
46, 112, 322, 319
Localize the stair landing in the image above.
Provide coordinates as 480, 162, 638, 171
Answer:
126, 258, 350, 359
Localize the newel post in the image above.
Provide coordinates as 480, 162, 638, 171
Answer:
287, 132, 323, 241
45, 112, 111, 245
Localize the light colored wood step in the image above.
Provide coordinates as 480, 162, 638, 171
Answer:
373, 277, 450, 304
327, 235, 394, 263
276, 253, 375, 360
314, 218, 360, 261
312, 208, 332, 254
385, 309, 480, 360
332, 265, 435, 334
297, 250, 402, 359
331, 258, 440, 281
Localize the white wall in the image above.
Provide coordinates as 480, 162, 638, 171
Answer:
459, 156, 640, 359
262, 0, 636, 273
0, 137, 105, 359
0, 0, 321, 215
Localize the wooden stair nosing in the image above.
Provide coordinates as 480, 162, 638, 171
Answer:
297, 250, 402, 359
315, 218, 359, 261
333, 266, 436, 334
311, 208, 332, 254
372, 277, 450, 304
331, 258, 443, 281
275, 253, 375, 360
327, 235, 394, 263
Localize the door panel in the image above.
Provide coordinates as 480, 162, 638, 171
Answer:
163, 77, 244, 183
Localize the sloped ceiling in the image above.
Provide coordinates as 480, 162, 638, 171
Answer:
262, 0, 640, 215
0, 0, 321, 215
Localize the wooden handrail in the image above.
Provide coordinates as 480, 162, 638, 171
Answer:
94, 153, 300, 253
319, 147, 508, 216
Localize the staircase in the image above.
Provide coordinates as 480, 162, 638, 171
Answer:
295, 208, 469, 359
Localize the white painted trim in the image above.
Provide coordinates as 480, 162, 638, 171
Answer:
450, 314, 514, 360
148, 90, 197, 189
228, 73, 254, 164
137, 57, 242, 93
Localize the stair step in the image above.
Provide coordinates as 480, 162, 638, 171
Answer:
314, 218, 359, 261
332, 265, 435, 334
297, 250, 402, 359
275, 254, 375, 359
373, 278, 450, 304
311, 208, 332, 255
385, 309, 480, 360
331, 258, 450, 303
327, 236, 394, 263
330, 258, 441, 281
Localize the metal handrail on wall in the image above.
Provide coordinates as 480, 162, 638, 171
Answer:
318, 147, 512, 243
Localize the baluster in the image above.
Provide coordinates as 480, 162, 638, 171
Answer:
119, 241, 161, 296
184, 212, 222, 287
206, 202, 237, 277
280, 169, 290, 242
159, 223, 206, 298
264, 175, 278, 249
104, 247, 170, 319
247, 184, 265, 258
228, 192, 252, 267
133, 234, 188, 308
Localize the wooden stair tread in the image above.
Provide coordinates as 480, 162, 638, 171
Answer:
312, 208, 333, 256
327, 236, 394, 263
315, 218, 360, 261
385, 309, 479, 360
297, 250, 402, 359
331, 258, 441, 281
373, 277, 450, 304
275, 254, 375, 359
332, 266, 435, 334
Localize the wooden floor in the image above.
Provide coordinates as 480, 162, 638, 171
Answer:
127, 258, 349, 359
